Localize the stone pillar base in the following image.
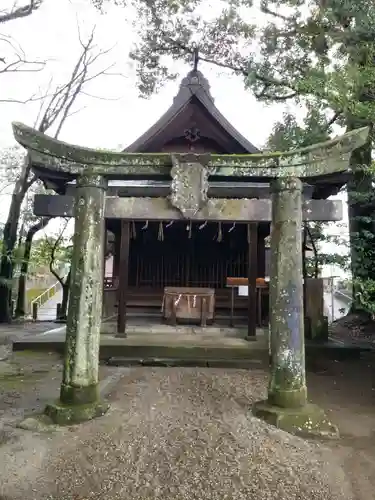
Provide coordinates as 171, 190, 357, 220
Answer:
60, 382, 98, 406
268, 385, 307, 408
252, 401, 339, 438
45, 400, 109, 426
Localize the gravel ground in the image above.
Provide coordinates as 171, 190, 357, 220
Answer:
0, 366, 356, 500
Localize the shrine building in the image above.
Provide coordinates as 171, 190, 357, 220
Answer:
16, 68, 350, 338
98, 69, 343, 331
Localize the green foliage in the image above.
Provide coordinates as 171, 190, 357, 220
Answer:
94, 0, 375, 118
0, 233, 71, 287
95, 0, 375, 313
29, 236, 72, 276
266, 106, 335, 151
267, 106, 348, 278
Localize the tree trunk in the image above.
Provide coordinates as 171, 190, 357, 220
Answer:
0, 157, 33, 323
58, 268, 71, 321
347, 121, 374, 311
15, 217, 51, 318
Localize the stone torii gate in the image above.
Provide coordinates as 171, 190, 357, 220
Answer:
13, 122, 368, 434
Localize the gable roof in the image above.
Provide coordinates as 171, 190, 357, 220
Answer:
124, 69, 260, 153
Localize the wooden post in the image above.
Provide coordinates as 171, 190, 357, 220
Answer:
56, 302, 61, 320
32, 302, 38, 321
117, 220, 130, 336
247, 223, 258, 338
113, 229, 121, 280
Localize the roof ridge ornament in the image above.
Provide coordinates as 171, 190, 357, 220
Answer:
192, 45, 199, 72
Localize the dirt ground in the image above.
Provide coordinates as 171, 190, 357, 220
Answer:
330, 313, 375, 347
0, 351, 374, 500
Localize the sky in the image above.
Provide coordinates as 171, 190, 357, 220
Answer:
0, 0, 349, 277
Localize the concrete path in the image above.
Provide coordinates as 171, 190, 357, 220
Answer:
324, 292, 349, 323
37, 288, 62, 321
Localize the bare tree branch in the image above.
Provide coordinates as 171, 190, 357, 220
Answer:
0, 56, 45, 74
0, 1, 42, 24
327, 111, 342, 127
0, 26, 119, 322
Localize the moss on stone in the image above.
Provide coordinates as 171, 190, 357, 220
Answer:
12, 121, 369, 180
44, 399, 109, 426
60, 383, 99, 405
268, 386, 308, 409
253, 401, 339, 439
311, 316, 329, 341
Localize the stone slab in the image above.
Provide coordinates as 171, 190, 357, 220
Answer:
252, 401, 339, 438
34, 195, 343, 222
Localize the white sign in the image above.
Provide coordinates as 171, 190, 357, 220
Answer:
238, 285, 248, 296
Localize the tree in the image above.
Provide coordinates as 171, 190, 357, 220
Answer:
0, 1, 41, 24
95, 0, 375, 310
266, 107, 349, 279
40, 219, 73, 321
0, 27, 117, 322
1, 1, 45, 103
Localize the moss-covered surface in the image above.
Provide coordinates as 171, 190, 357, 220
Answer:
12, 121, 369, 179
62, 175, 105, 393
17, 414, 62, 433
268, 386, 308, 409
26, 287, 47, 304
60, 382, 99, 405
253, 401, 339, 439
311, 317, 329, 341
268, 177, 307, 407
44, 399, 109, 426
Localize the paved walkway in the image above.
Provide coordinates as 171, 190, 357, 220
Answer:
36, 289, 62, 321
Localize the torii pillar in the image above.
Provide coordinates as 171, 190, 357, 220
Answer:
45, 174, 109, 424
253, 177, 338, 436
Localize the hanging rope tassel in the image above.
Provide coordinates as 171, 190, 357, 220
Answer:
131, 220, 137, 240
187, 222, 192, 239
142, 220, 149, 230
158, 221, 164, 241
216, 222, 223, 242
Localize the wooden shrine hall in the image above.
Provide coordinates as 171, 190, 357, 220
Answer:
14, 67, 354, 338
99, 69, 344, 334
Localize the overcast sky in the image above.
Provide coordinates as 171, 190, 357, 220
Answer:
0, 0, 348, 276
1, 0, 290, 149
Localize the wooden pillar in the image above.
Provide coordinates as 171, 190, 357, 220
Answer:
113, 229, 121, 279
103, 226, 107, 284
117, 220, 130, 336
247, 223, 258, 338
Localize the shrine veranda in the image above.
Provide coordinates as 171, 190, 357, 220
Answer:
11, 120, 369, 434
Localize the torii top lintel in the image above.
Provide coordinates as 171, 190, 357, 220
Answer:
12, 122, 369, 180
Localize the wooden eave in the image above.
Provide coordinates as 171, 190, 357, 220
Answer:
124, 69, 260, 154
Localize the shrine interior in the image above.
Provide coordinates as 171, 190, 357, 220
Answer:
104, 220, 269, 324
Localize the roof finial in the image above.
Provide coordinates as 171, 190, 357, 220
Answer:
192, 45, 199, 72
